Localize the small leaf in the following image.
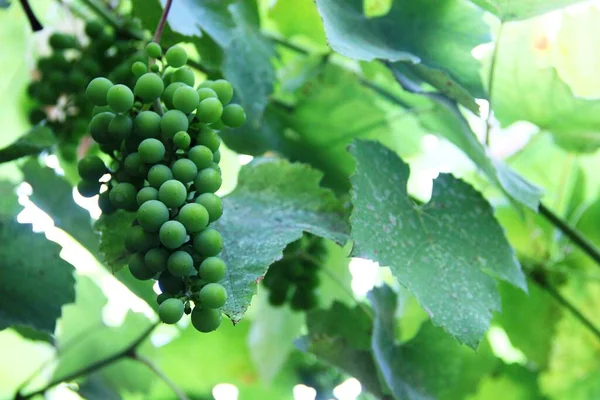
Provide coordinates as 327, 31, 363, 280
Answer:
0, 126, 55, 164
350, 140, 525, 347
95, 210, 135, 273
467, 0, 587, 21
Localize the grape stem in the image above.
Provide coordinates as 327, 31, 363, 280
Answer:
131, 352, 190, 400
152, 0, 173, 44
17, 322, 159, 399
484, 22, 505, 146
18, 0, 43, 32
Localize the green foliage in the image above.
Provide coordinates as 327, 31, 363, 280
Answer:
0, 125, 55, 163
468, 0, 587, 21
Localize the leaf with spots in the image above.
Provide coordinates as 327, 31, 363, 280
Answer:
349, 140, 525, 347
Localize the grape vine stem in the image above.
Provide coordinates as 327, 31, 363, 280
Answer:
19, 0, 43, 31
484, 22, 504, 146
131, 352, 190, 400
152, 0, 173, 44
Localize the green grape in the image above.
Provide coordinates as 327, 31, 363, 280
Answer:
158, 270, 184, 294
196, 98, 223, 123
167, 250, 194, 277
146, 42, 162, 59
187, 145, 213, 169
77, 155, 106, 181
191, 307, 221, 332
81, 58, 101, 77
195, 193, 222, 222
198, 257, 226, 283
132, 61, 148, 77
85, 20, 104, 38
171, 67, 195, 86
213, 150, 221, 164
86, 77, 113, 106
159, 298, 184, 324
197, 88, 218, 102
159, 220, 187, 249
156, 292, 173, 305
165, 45, 187, 68
184, 302, 192, 315
147, 164, 173, 188
129, 253, 155, 280
92, 105, 112, 116
127, 225, 157, 253
134, 111, 161, 138
49, 33, 78, 49
268, 287, 288, 306
137, 186, 159, 205
160, 109, 189, 139
137, 199, 169, 232
36, 83, 58, 105
98, 190, 115, 214
198, 283, 227, 308
124, 136, 143, 155
163, 71, 173, 86
158, 179, 187, 208
109, 182, 138, 210
290, 289, 318, 311
67, 70, 88, 91
197, 79, 214, 89
193, 228, 222, 257
150, 64, 160, 73
221, 104, 246, 128
171, 158, 198, 183
108, 114, 133, 141
210, 80, 233, 105
89, 111, 115, 144
124, 152, 148, 177
162, 82, 185, 109
145, 247, 170, 273
173, 86, 199, 114
138, 138, 166, 164
194, 168, 222, 194
190, 278, 205, 293
77, 180, 101, 198
177, 203, 208, 233
134, 73, 164, 103
173, 131, 191, 150
196, 128, 220, 152
107, 84, 134, 113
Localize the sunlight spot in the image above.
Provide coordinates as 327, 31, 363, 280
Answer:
213, 383, 239, 400
333, 378, 362, 400
293, 384, 317, 400
238, 154, 254, 166
349, 258, 379, 298
487, 326, 527, 365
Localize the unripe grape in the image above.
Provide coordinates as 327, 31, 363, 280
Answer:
197, 88, 218, 102
173, 131, 191, 150
194, 168, 222, 194
188, 145, 213, 169
127, 225, 158, 253
137, 186, 159, 205
147, 164, 173, 188
173, 86, 199, 114
98, 190, 115, 214
124, 152, 148, 177
160, 109, 189, 139
199, 257, 226, 283
167, 250, 194, 277
67, 70, 87, 91
193, 228, 222, 256
146, 42, 162, 59
213, 150, 221, 164
86, 77, 113, 106
109, 182, 137, 210
134, 111, 161, 138
157, 292, 173, 305
107, 84, 134, 113
138, 138, 166, 164
77, 179, 101, 198
158, 270, 184, 294
268, 287, 289, 306
171, 67, 195, 86
210, 80, 233, 105
150, 64, 160, 73
162, 82, 185, 109
92, 105, 112, 116
195, 193, 223, 222
129, 253, 155, 280
196, 98, 223, 123
89, 111, 115, 144
78, 155, 106, 181
198, 283, 227, 308
290, 289, 318, 311
134, 73, 164, 103
132, 61, 148, 77
108, 114, 133, 141
221, 104, 246, 128
177, 203, 208, 233
196, 128, 220, 152
198, 79, 213, 89
49, 33, 78, 50
137, 199, 169, 232
145, 247, 170, 273
191, 307, 221, 332
171, 158, 198, 183
124, 136, 143, 155
85, 20, 104, 38
158, 179, 187, 208
159, 220, 187, 249
159, 298, 184, 324
165, 45, 187, 68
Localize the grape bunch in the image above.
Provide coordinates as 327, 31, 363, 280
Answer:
77, 43, 246, 332
262, 234, 326, 311
27, 20, 144, 161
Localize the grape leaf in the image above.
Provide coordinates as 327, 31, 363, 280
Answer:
95, 210, 135, 273
0, 125, 55, 164
314, 0, 489, 99
466, 364, 543, 399
215, 158, 349, 322
349, 140, 525, 347
467, 0, 587, 21
267, 0, 328, 47
0, 1, 11, 9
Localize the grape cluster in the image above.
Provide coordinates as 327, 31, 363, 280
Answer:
263, 234, 325, 311
27, 20, 144, 161
77, 43, 247, 332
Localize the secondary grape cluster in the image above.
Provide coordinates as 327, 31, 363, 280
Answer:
263, 234, 326, 311
77, 43, 246, 332
27, 20, 144, 161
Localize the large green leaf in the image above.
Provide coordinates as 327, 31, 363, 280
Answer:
268, 0, 328, 47
466, 364, 543, 400
215, 158, 349, 321
0, 126, 55, 164
95, 210, 135, 273
314, 0, 489, 98
349, 140, 525, 347
468, 0, 588, 21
